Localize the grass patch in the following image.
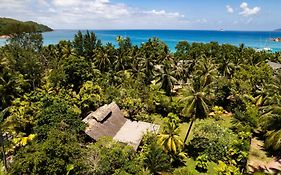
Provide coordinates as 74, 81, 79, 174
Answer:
178, 158, 218, 175
179, 122, 190, 142
178, 114, 234, 144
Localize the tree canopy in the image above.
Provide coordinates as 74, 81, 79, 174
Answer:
0, 31, 281, 174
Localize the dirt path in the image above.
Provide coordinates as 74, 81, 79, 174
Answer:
247, 137, 281, 174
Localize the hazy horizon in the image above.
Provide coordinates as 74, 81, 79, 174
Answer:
47, 28, 280, 32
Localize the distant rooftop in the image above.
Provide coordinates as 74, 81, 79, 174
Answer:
268, 61, 281, 70
83, 102, 160, 150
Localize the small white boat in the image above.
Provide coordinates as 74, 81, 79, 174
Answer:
255, 47, 272, 52
263, 47, 272, 51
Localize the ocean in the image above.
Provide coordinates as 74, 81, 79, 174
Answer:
1, 30, 281, 52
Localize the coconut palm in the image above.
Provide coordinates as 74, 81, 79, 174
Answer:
93, 47, 112, 72
264, 129, 281, 151
179, 76, 212, 144
220, 59, 236, 78
61, 42, 73, 59
158, 121, 183, 154
194, 57, 218, 87
155, 60, 177, 96
140, 53, 155, 84
259, 71, 281, 151
243, 86, 268, 107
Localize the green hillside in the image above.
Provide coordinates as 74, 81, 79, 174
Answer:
0, 17, 53, 35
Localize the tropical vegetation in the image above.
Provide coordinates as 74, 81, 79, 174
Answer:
0, 18, 52, 36
0, 30, 281, 174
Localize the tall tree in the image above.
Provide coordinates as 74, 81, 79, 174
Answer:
93, 47, 112, 72
194, 57, 218, 87
179, 76, 212, 144
73, 31, 83, 56
155, 60, 177, 96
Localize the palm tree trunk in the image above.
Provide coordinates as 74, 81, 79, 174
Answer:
0, 129, 7, 170
184, 119, 194, 144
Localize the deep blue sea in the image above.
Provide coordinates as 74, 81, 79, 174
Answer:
1, 29, 281, 52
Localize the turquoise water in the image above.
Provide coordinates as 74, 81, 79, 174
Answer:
1, 30, 281, 52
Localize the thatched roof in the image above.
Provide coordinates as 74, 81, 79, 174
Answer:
83, 102, 160, 149
268, 61, 281, 70
83, 102, 127, 140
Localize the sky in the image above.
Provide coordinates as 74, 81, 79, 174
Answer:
0, 0, 280, 30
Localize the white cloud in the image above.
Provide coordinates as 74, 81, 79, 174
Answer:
84, 0, 130, 19
46, 0, 187, 28
0, 0, 29, 10
0, 0, 187, 29
37, 0, 50, 7
196, 18, 207, 23
239, 2, 261, 17
142, 10, 184, 18
52, 0, 81, 7
226, 5, 234, 13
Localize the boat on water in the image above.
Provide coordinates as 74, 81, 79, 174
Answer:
255, 36, 272, 52
255, 47, 272, 52
263, 47, 272, 51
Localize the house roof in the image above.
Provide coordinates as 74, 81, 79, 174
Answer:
83, 102, 127, 140
113, 120, 160, 150
268, 61, 281, 70
83, 102, 160, 149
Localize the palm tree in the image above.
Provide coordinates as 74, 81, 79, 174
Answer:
93, 47, 112, 72
264, 129, 281, 151
140, 53, 155, 84
219, 58, 235, 78
0, 107, 9, 170
61, 42, 73, 59
194, 57, 218, 87
158, 121, 183, 154
155, 60, 177, 96
259, 71, 281, 151
179, 76, 212, 144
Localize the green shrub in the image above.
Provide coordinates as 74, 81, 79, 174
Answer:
84, 137, 142, 175
173, 166, 197, 175
195, 154, 208, 173
10, 129, 86, 175
215, 161, 241, 175
189, 119, 237, 162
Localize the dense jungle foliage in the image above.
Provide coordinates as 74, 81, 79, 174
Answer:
0, 31, 281, 174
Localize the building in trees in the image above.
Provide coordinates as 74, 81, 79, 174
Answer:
83, 102, 160, 150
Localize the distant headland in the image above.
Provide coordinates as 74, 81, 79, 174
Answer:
0, 17, 53, 38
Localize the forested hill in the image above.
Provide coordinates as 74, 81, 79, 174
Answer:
0, 17, 53, 35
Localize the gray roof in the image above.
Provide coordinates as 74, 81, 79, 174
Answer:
83, 102, 127, 140
268, 61, 281, 70
83, 102, 160, 149
114, 120, 160, 150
